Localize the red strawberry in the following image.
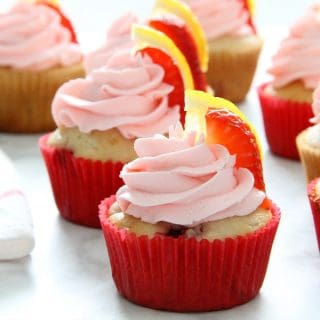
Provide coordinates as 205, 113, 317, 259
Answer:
140, 47, 185, 122
38, 2, 78, 43
149, 19, 207, 91
206, 109, 265, 191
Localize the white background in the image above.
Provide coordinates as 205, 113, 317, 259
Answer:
1, 1, 320, 319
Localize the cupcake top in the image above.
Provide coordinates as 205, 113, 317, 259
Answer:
52, 50, 180, 139
116, 123, 265, 227
0, 2, 82, 70
269, 4, 320, 89
182, 0, 253, 41
84, 12, 137, 73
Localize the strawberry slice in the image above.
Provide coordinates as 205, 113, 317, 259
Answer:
140, 47, 185, 122
206, 109, 265, 191
38, 2, 78, 43
149, 19, 207, 91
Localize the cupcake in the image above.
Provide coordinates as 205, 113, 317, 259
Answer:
258, 4, 320, 159
99, 90, 280, 312
39, 24, 196, 228
297, 85, 320, 182
307, 178, 320, 251
0, 1, 84, 133
182, 0, 262, 102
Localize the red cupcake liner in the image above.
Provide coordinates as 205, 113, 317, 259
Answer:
39, 134, 125, 228
99, 196, 280, 312
307, 178, 320, 251
257, 83, 313, 160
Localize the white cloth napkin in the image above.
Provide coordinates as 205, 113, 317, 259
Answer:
0, 150, 35, 260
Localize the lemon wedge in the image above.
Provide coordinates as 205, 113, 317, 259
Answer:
132, 24, 194, 90
153, 0, 208, 73
26, 0, 60, 5
184, 89, 263, 157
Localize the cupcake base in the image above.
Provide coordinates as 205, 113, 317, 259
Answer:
296, 129, 320, 182
206, 35, 262, 103
307, 178, 320, 251
0, 63, 84, 133
39, 134, 126, 228
99, 196, 280, 312
258, 83, 313, 160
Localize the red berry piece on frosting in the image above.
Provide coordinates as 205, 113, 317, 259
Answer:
38, 1, 78, 43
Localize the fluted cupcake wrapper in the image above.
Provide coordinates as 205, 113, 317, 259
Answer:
206, 42, 262, 103
257, 83, 313, 160
99, 196, 281, 312
39, 134, 125, 228
307, 178, 320, 251
296, 129, 320, 182
0, 63, 84, 133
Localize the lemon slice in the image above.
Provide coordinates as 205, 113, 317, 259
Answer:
184, 89, 263, 157
153, 0, 208, 73
26, 0, 60, 5
132, 24, 194, 90
247, 0, 255, 16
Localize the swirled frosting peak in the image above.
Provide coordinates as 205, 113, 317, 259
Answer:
269, 4, 320, 89
182, 0, 252, 40
0, 3, 82, 70
84, 12, 137, 73
52, 50, 180, 138
116, 123, 265, 226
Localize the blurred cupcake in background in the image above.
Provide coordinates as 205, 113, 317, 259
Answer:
182, 0, 262, 102
0, 1, 84, 133
297, 85, 320, 182
258, 4, 320, 159
39, 23, 196, 228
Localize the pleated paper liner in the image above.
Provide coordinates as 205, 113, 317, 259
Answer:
39, 134, 125, 228
308, 178, 320, 251
0, 63, 84, 133
258, 83, 313, 160
99, 196, 281, 312
296, 129, 320, 182
206, 38, 262, 103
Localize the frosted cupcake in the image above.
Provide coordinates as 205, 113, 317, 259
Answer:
258, 4, 320, 159
182, 0, 262, 102
297, 85, 320, 181
0, 1, 84, 133
99, 90, 280, 311
39, 22, 195, 227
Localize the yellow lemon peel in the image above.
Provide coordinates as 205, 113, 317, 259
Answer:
25, 0, 60, 6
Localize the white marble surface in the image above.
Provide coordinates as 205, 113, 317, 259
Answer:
1, 0, 320, 319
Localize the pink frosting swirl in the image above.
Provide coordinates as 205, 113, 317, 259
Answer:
52, 50, 180, 138
269, 4, 320, 89
182, 0, 252, 40
0, 3, 82, 70
116, 123, 265, 226
84, 12, 137, 73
